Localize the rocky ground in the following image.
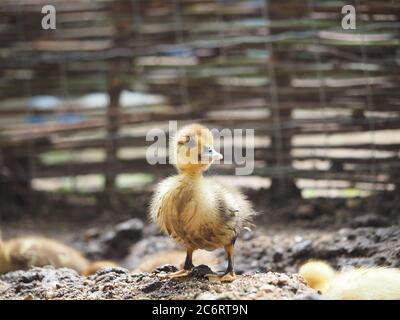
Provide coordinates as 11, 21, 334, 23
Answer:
0, 266, 319, 300
117, 225, 400, 275
1, 225, 399, 300
1, 192, 399, 300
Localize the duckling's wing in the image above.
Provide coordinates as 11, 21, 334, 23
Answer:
149, 175, 177, 223
207, 177, 257, 233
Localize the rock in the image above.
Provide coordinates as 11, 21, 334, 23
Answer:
102, 219, 144, 258
292, 240, 312, 259
131, 272, 149, 281
351, 214, 390, 228
153, 264, 178, 274
93, 268, 130, 285
192, 264, 215, 278
21, 272, 43, 283
276, 274, 290, 286
191, 265, 215, 278
82, 219, 145, 259
140, 279, 163, 293
114, 219, 144, 239
273, 251, 283, 262
95, 267, 129, 277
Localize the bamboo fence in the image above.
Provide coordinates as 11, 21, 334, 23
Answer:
0, 0, 399, 204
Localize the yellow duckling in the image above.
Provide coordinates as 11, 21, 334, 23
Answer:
150, 123, 255, 282
299, 260, 400, 300
0, 236, 117, 276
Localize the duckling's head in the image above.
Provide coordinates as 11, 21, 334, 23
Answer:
173, 123, 223, 174
299, 260, 336, 291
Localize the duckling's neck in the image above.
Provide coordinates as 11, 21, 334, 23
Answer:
178, 170, 203, 182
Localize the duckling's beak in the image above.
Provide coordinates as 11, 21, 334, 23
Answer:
202, 146, 223, 162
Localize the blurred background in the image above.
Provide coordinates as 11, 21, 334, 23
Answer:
0, 0, 399, 274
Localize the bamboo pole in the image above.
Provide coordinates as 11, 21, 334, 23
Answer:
104, 0, 133, 201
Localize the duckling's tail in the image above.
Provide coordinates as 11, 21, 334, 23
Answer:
82, 260, 119, 276
299, 260, 400, 300
299, 260, 336, 291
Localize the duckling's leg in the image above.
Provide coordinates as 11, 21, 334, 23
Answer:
208, 244, 237, 283
221, 244, 237, 282
159, 248, 194, 279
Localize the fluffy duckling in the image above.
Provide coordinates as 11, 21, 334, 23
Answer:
0, 236, 117, 276
150, 123, 255, 282
299, 260, 400, 300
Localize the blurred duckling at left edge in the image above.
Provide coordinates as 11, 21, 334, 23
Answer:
150, 123, 256, 282
0, 236, 117, 276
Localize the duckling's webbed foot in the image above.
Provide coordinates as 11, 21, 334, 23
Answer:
220, 271, 237, 282
207, 271, 237, 283
158, 248, 194, 279
207, 244, 237, 283
159, 268, 192, 279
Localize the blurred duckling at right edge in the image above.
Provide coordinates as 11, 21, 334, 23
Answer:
150, 123, 256, 282
299, 260, 400, 300
0, 235, 117, 276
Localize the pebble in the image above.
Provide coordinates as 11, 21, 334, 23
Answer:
140, 279, 163, 293
153, 264, 178, 274
191, 265, 214, 278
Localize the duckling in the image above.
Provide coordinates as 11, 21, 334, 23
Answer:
299, 260, 400, 300
0, 236, 118, 276
150, 123, 255, 282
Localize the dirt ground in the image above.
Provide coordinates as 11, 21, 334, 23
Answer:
0, 190, 399, 300
0, 266, 320, 300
